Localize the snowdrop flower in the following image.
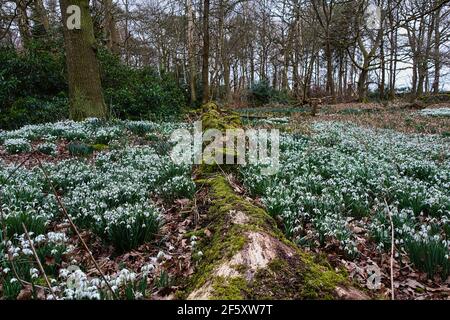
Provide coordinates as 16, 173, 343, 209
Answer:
156, 251, 165, 262
30, 268, 39, 279
141, 263, 155, 276
135, 292, 144, 299
22, 248, 33, 256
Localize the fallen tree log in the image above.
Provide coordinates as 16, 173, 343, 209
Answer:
181, 102, 368, 300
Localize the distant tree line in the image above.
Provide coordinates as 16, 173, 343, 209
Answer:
0, 0, 449, 121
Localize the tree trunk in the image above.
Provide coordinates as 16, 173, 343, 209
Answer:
16, 0, 31, 49
187, 0, 197, 104
432, 7, 441, 94
380, 40, 385, 100
325, 40, 335, 101
218, 0, 231, 103
33, 0, 50, 33
60, 0, 107, 121
357, 64, 369, 102
186, 103, 369, 301
201, 0, 210, 103
389, 26, 397, 99
124, 0, 130, 65
104, 0, 120, 55
250, 45, 255, 85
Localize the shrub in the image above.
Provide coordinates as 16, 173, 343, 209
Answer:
99, 49, 187, 121
248, 80, 294, 106
0, 45, 67, 129
2, 96, 69, 129
0, 45, 186, 128
67, 142, 94, 157
249, 80, 273, 106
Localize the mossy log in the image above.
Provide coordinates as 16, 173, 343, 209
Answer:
182, 102, 368, 300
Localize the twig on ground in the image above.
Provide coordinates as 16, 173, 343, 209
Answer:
22, 223, 54, 295
384, 199, 395, 300
33, 153, 118, 300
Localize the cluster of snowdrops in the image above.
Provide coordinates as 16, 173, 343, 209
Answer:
0, 119, 195, 299
241, 122, 450, 279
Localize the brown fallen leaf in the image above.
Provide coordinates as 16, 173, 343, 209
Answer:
176, 199, 191, 207
45, 256, 55, 266
404, 279, 425, 290
204, 228, 212, 238
425, 286, 450, 293
17, 286, 33, 300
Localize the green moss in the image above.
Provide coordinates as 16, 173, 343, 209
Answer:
183, 229, 208, 239
91, 143, 108, 151
183, 175, 270, 296
181, 102, 350, 300
268, 259, 288, 272
300, 257, 345, 299
247, 251, 346, 300
183, 174, 348, 300
232, 264, 249, 273
211, 276, 248, 300
200, 102, 241, 131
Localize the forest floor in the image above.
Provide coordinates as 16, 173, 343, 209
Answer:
237, 101, 450, 299
0, 102, 449, 300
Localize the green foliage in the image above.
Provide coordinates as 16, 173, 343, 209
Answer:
1, 96, 68, 129
67, 142, 94, 157
4, 211, 47, 238
4, 138, 32, 154
105, 205, 161, 253
154, 270, 171, 289
1, 277, 22, 300
404, 236, 450, 279
248, 80, 293, 106
0, 45, 68, 129
37, 142, 58, 155
98, 49, 187, 121
0, 45, 187, 128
